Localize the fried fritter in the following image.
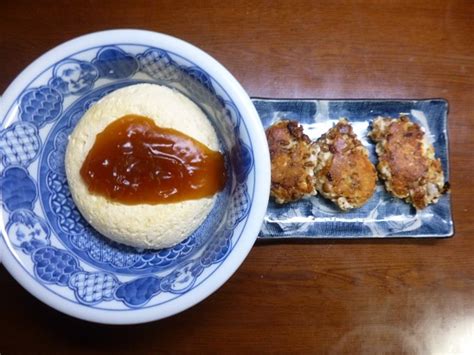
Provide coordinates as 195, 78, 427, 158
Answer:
369, 115, 448, 209
314, 119, 377, 210
266, 120, 319, 204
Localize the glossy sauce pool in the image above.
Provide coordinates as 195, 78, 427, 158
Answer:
80, 114, 226, 204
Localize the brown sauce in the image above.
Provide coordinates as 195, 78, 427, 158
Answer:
80, 114, 226, 204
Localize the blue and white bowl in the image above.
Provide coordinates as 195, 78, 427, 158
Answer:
0, 30, 270, 324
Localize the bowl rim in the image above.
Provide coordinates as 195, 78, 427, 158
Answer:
0, 29, 270, 324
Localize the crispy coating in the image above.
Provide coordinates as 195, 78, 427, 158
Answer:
369, 115, 449, 209
266, 120, 318, 204
314, 119, 377, 210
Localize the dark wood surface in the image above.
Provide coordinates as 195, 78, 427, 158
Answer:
1, 0, 473, 353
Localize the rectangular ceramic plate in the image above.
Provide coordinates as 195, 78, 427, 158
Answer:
253, 98, 453, 239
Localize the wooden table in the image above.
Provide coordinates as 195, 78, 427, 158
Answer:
1, 1, 473, 353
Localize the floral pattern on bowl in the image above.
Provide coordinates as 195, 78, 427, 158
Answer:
0, 33, 265, 324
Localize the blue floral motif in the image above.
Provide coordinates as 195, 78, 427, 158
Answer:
92, 47, 138, 79
46, 171, 87, 235
220, 99, 241, 129
178, 66, 221, 107
33, 247, 80, 286
201, 230, 232, 266
227, 183, 250, 229
69, 228, 141, 269
49, 59, 98, 95
47, 128, 69, 173
67, 221, 205, 271
0, 166, 37, 212
232, 138, 253, 184
19, 86, 62, 127
261, 199, 314, 236
161, 260, 204, 293
0, 122, 40, 167
132, 238, 198, 269
181, 66, 215, 94
137, 48, 181, 80
69, 271, 119, 305
51, 187, 210, 271
6, 209, 50, 254
115, 276, 161, 307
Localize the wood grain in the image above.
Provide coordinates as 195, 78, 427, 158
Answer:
1, 0, 473, 353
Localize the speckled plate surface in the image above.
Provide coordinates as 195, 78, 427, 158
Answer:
254, 98, 453, 239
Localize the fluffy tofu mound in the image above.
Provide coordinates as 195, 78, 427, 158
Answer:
369, 115, 448, 209
314, 119, 377, 210
266, 120, 319, 204
65, 83, 219, 249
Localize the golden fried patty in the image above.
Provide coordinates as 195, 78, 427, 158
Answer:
369, 115, 448, 209
266, 120, 318, 204
314, 119, 377, 210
